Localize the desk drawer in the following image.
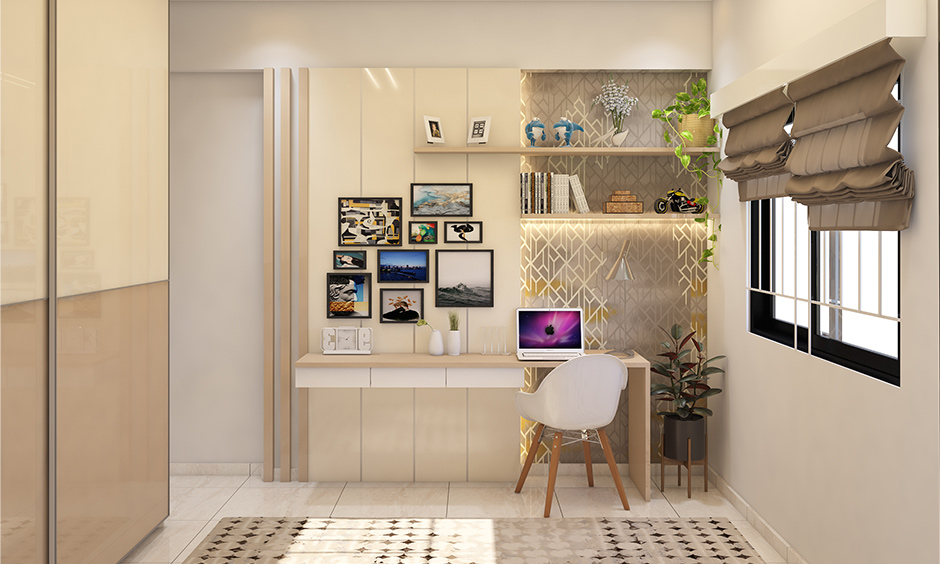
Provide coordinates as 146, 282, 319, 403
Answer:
296, 367, 370, 388
447, 368, 524, 388
371, 367, 446, 387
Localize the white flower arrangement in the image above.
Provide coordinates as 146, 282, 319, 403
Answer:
592, 76, 639, 134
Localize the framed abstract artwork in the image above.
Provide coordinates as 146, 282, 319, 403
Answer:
326, 272, 372, 319
379, 288, 424, 324
411, 183, 472, 217
443, 221, 483, 243
333, 250, 367, 270
435, 249, 494, 307
408, 221, 438, 244
338, 197, 402, 246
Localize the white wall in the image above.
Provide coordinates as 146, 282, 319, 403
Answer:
709, 1, 939, 563
169, 72, 265, 463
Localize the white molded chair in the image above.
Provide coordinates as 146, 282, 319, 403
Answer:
514, 354, 630, 517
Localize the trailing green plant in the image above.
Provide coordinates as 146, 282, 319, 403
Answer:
650, 324, 724, 420
651, 77, 724, 266
447, 310, 460, 331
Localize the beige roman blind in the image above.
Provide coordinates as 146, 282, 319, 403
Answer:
718, 87, 793, 201
784, 39, 913, 230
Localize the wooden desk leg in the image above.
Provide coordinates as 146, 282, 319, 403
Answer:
583, 440, 594, 487
627, 366, 651, 501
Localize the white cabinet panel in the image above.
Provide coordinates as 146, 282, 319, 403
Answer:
446, 367, 524, 388
372, 367, 445, 387
296, 367, 370, 388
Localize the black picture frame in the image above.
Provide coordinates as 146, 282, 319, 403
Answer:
338, 197, 402, 246
410, 183, 473, 217
443, 221, 483, 244
377, 249, 430, 283
435, 249, 494, 307
333, 250, 367, 270
408, 221, 438, 244
379, 288, 424, 324
326, 272, 372, 319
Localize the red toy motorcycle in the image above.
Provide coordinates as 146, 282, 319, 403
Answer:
653, 189, 704, 214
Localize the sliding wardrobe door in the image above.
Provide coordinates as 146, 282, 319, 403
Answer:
1, 0, 49, 561
55, 1, 169, 563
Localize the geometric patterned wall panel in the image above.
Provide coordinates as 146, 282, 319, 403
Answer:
519, 71, 711, 465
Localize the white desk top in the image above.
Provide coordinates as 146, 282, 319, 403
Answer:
295, 350, 649, 369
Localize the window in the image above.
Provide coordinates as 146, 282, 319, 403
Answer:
748, 84, 901, 385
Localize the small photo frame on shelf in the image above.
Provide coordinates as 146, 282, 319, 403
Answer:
377, 249, 429, 283
443, 221, 483, 243
380, 288, 424, 324
326, 272, 372, 319
338, 197, 402, 246
467, 116, 491, 144
435, 249, 494, 308
333, 250, 367, 270
409, 221, 438, 244
424, 115, 444, 144
411, 183, 472, 217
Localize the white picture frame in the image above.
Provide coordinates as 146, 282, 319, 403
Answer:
423, 115, 445, 144
467, 116, 491, 144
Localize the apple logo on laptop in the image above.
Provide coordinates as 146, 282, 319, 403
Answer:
545, 324, 555, 335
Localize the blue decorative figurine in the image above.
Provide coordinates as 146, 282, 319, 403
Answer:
553, 117, 584, 147
525, 118, 546, 147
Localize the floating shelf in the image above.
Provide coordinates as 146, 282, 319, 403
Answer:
414, 146, 716, 156
520, 212, 706, 220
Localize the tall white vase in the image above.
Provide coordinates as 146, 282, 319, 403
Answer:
447, 330, 461, 356
428, 330, 444, 356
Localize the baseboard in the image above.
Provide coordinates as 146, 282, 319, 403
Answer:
170, 463, 299, 482
708, 467, 809, 564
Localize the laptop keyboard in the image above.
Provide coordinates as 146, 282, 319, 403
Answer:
518, 351, 584, 360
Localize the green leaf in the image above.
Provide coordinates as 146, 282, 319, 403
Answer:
691, 406, 713, 417
705, 134, 717, 145
674, 145, 683, 158
663, 131, 672, 144
708, 234, 717, 241
676, 92, 690, 102
694, 217, 706, 223
679, 130, 694, 142
652, 109, 663, 119
697, 388, 722, 399
680, 154, 691, 168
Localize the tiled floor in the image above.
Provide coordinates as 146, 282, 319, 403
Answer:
118, 471, 786, 563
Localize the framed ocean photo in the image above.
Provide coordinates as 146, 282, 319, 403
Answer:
435, 249, 493, 307
410, 183, 472, 217
377, 250, 429, 283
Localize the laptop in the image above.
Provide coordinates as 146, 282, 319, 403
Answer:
516, 307, 585, 361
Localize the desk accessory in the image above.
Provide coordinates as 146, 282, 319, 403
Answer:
606, 241, 635, 357
321, 327, 372, 354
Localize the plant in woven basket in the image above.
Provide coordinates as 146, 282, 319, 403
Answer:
650, 324, 724, 420
651, 77, 724, 266
592, 75, 639, 135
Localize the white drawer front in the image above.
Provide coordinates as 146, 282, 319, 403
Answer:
446, 368, 524, 388
296, 367, 371, 388
371, 367, 446, 388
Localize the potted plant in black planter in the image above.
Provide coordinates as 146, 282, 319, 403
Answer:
650, 324, 724, 470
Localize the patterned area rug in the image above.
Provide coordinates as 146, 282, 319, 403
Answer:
182, 516, 766, 563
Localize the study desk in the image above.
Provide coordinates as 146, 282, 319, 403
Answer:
295, 351, 651, 501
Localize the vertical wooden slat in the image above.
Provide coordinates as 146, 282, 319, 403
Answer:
297, 68, 310, 482
279, 68, 292, 482
262, 67, 275, 482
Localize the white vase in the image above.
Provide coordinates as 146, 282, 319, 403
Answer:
428, 330, 444, 356
611, 128, 629, 147
447, 330, 461, 356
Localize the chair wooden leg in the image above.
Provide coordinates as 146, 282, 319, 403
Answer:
583, 440, 594, 487
545, 432, 563, 517
515, 423, 544, 493
598, 429, 629, 511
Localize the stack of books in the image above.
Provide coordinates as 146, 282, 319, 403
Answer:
520, 172, 579, 214
603, 190, 643, 214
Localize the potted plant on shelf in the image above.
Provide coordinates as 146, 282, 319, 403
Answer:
650, 324, 724, 463
592, 75, 639, 147
447, 310, 461, 356
651, 77, 724, 266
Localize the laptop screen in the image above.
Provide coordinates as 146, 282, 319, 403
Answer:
517, 308, 584, 351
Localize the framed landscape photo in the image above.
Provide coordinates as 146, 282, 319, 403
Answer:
333, 250, 367, 270
380, 288, 424, 324
443, 221, 483, 243
411, 183, 472, 217
326, 272, 372, 319
377, 249, 429, 283
408, 221, 438, 244
467, 116, 491, 144
435, 249, 494, 307
338, 197, 402, 246
423, 115, 444, 144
